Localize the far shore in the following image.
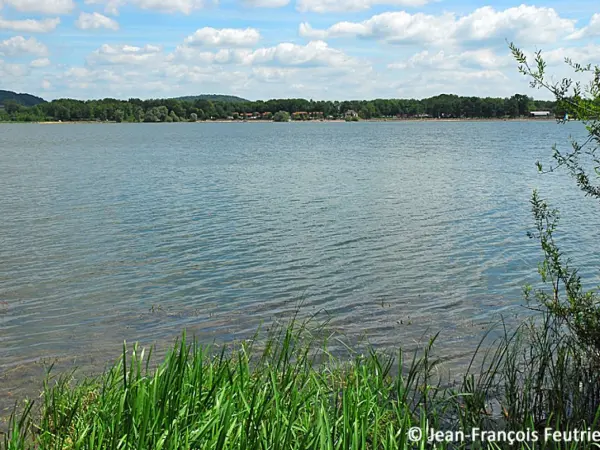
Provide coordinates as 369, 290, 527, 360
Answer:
1, 117, 561, 125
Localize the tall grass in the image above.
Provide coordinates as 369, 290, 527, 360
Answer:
2, 315, 600, 449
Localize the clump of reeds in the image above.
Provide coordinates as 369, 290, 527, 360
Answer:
2, 315, 600, 450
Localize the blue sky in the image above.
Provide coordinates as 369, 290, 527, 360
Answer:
0, 0, 598, 100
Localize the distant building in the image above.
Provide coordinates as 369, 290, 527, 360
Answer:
344, 110, 358, 118
530, 111, 551, 117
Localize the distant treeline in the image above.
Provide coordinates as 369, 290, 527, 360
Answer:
0, 93, 560, 122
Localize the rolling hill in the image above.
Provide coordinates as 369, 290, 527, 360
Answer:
0, 90, 46, 107
173, 94, 249, 103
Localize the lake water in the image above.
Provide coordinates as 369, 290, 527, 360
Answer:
1, 121, 598, 411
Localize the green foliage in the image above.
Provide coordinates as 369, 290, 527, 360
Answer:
272, 110, 290, 122
3, 100, 21, 115
114, 109, 124, 123
2, 322, 446, 449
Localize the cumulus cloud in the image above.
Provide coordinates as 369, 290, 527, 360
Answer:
56, 36, 369, 100
132, 0, 206, 13
2, 0, 74, 14
567, 14, 600, 40
184, 27, 261, 47
76, 12, 119, 30
251, 66, 297, 83
30, 57, 51, 68
540, 44, 600, 66
389, 48, 512, 71
0, 36, 49, 57
83, 0, 206, 15
171, 40, 360, 68
300, 5, 576, 46
0, 16, 60, 33
84, 0, 122, 15
250, 41, 358, 67
297, 0, 428, 13
243, 0, 289, 7
42, 79, 52, 89
87, 44, 163, 65
89, 39, 358, 71
0, 60, 28, 78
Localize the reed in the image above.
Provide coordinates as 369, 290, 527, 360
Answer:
2, 315, 600, 449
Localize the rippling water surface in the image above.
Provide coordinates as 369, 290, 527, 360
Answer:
1, 121, 598, 408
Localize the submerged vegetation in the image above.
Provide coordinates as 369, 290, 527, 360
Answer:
0, 93, 557, 123
2, 47, 600, 449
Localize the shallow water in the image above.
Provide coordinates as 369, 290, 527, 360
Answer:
1, 121, 598, 411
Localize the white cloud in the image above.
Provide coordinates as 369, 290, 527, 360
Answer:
300, 5, 576, 46
184, 27, 261, 47
297, 0, 428, 13
2, 0, 74, 14
76, 12, 119, 30
454, 5, 575, 44
0, 36, 49, 57
83, 0, 206, 15
132, 0, 205, 13
567, 14, 600, 40
53, 37, 369, 100
87, 44, 163, 65
0, 16, 60, 33
31, 57, 51, 68
0, 59, 27, 78
243, 0, 289, 7
300, 12, 453, 44
84, 0, 122, 15
389, 49, 512, 71
541, 44, 600, 66
251, 66, 297, 83
251, 41, 358, 67
51, 54, 378, 100
299, 22, 366, 40
42, 79, 52, 89
171, 40, 360, 68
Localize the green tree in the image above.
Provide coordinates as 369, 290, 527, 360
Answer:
4, 100, 21, 115
273, 111, 290, 122
156, 106, 169, 122
114, 109, 124, 123
133, 106, 144, 122
144, 108, 159, 122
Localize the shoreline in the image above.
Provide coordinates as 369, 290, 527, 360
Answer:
0, 117, 560, 125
